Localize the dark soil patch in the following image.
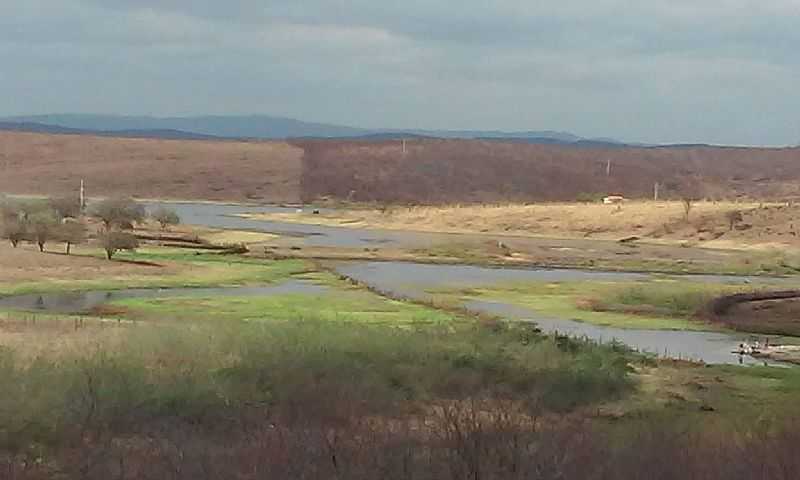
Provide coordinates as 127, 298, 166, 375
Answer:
714, 297, 800, 336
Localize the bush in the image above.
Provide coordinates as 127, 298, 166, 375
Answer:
27, 211, 58, 252
55, 220, 88, 254
610, 284, 721, 317
0, 217, 26, 248
98, 231, 139, 259
151, 206, 180, 230
90, 198, 145, 230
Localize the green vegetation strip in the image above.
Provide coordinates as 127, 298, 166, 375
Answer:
0, 250, 309, 296
111, 290, 457, 325
429, 278, 784, 332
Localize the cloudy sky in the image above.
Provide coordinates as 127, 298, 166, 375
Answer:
1, 1, 798, 145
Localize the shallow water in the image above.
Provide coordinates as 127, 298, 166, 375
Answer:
333, 261, 784, 365
142, 202, 450, 248
0, 281, 328, 314
331, 261, 774, 299
60, 201, 796, 365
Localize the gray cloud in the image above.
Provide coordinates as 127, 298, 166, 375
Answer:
1, 0, 799, 145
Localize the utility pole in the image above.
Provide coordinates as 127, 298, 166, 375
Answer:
80, 179, 86, 212
402, 139, 407, 155
606, 159, 612, 177
654, 182, 660, 201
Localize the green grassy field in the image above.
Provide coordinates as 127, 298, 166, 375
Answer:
429, 278, 781, 332
0, 249, 310, 296
112, 289, 458, 325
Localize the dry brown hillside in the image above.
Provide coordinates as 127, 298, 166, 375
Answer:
298, 139, 800, 204
4, 132, 800, 205
0, 131, 302, 202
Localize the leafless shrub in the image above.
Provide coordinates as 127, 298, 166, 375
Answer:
98, 231, 139, 260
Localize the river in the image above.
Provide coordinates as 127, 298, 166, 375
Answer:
4, 201, 792, 365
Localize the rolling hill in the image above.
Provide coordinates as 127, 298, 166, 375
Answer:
0, 114, 613, 145
2, 130, 800, 205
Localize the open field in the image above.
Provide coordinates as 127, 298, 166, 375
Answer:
243, 200, 800, 275
241, 200, 800, 245
0, 131, 303, 202
0, 243, 309, 296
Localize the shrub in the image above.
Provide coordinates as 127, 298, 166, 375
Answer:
98, 231, 139, 260
55, 220, 88, 255
90, 198, 145, 230
28, 211, 58, 252
151, 206, 180, 230
0, 217, 26, 248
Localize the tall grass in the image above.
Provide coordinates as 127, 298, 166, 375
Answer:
3, 320, 800, 479
0, 320, 634, 452
587, 283, 741, 318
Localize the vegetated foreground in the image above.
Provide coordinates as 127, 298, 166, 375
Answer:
1, 231, 800, 478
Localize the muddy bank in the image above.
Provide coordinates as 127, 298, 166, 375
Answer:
714, 296, 800, 337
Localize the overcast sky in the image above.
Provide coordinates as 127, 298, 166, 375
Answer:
2, 1, 798, 145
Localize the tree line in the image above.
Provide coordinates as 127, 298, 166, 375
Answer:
0, 197, 180, 259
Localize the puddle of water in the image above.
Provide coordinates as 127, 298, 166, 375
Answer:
0, 281, 328, 315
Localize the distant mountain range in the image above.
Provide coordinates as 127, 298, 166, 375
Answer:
0, 121, 222, 140
0, 113, 645, 146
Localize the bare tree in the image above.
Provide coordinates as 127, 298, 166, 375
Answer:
28, 212, 58, 252
98, 231, 139, 260
725, 210, 744, 231
151, 207, 181, 230
49, 195, 83, 220
56, 221, 88, 255
16, 199, 51, 221
0, 198, 19, 223
90, 197, 145, 230
681, 197, 694, 222
1, 218, 25, 247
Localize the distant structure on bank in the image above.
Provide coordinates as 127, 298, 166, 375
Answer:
603, 195, 625, 205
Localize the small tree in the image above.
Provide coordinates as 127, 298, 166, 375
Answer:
56, 221, 88, 255
49, 195, 82, 220
16, 199, 51, 221
681, 197, 694, 222
99, 231, 139, 260
151, 207, 181, 230
0, 199, 20, 223
726, 210, 744, 231
28, 212, 57, 252
1, 218, 26, 247
91, 197, 145, 230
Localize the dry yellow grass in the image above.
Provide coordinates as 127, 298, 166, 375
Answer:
0, 242, 175, 285
200, 230, 278, 245
240, 201, 769, 242
0, 314, 128, 363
